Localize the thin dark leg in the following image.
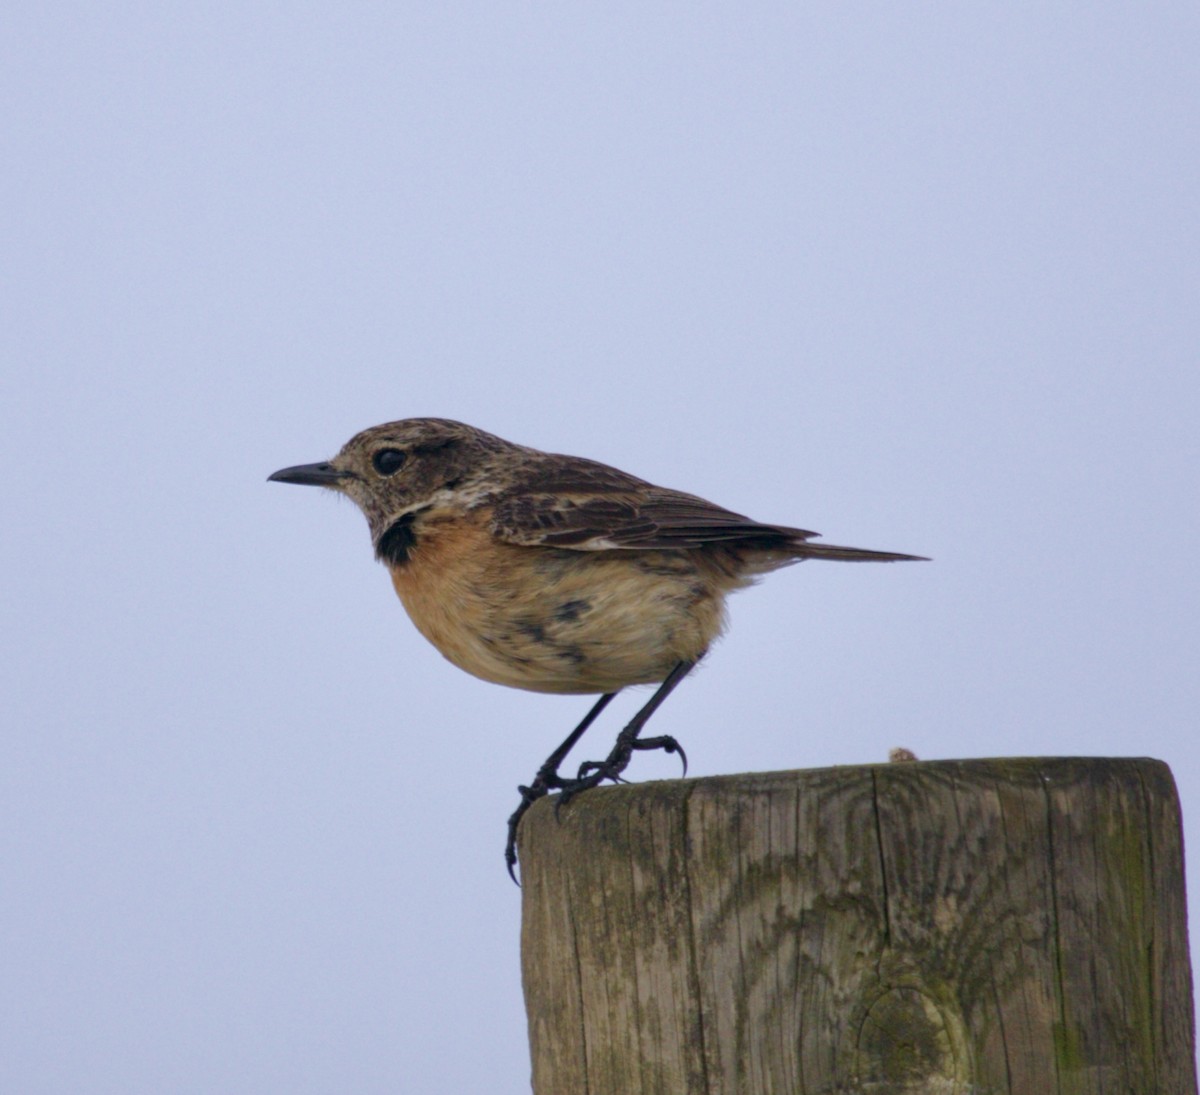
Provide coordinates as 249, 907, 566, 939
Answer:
505, 690, 617, 883
560, 659, 696, 807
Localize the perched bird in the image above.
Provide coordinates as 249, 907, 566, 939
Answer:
268, 418, 925, 877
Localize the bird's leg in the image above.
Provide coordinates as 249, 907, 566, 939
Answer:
560, 660, 697, 807
505, 690, 617, 882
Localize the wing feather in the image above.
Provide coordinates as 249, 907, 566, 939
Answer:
486, 454, 818, 552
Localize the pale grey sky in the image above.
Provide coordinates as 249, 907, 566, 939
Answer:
3, 4, 1198, 1091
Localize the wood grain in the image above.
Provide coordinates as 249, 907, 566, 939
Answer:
519, 758, 1196, 1094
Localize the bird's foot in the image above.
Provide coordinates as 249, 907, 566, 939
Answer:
556, 733, 689, 814
505, 765, 570, 884
575, 732, 688, 783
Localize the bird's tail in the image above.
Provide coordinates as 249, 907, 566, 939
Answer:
791, 540, 928, 563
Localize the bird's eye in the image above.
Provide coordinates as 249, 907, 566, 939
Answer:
372, 449, 407, 476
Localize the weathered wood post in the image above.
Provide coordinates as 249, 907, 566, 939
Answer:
520, 758, 1196, 1094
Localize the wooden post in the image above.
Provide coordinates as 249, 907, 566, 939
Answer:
519, 758, 1196, 1094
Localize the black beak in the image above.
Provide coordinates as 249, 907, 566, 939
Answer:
268, 462, 353, 487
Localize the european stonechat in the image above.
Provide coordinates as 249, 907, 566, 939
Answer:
269, 418, 925, 877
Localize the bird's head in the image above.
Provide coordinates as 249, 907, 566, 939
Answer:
268, 417, 515, 557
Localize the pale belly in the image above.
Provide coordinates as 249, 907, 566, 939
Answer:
388, 520, 733, 694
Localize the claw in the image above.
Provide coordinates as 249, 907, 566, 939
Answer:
631, 733, 688, 776
660, 737, 688, 776
506, 781, 552, 886
505, 803, 527, 885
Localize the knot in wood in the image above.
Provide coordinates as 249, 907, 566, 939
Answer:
852, 984, 970, 1092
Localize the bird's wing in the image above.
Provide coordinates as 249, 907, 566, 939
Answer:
486, 455, 818, 551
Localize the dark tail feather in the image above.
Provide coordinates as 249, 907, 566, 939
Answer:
792, 541, 929, 562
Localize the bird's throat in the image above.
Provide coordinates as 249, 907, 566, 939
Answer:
376, 512, 419, 566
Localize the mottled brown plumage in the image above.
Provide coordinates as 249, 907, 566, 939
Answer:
269, 417, 925, 876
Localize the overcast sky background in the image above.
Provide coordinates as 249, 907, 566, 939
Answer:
3, 4, 1198, 1091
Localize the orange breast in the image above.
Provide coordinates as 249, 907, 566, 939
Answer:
388, 512, 508, 681
386, 508, 729, 694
